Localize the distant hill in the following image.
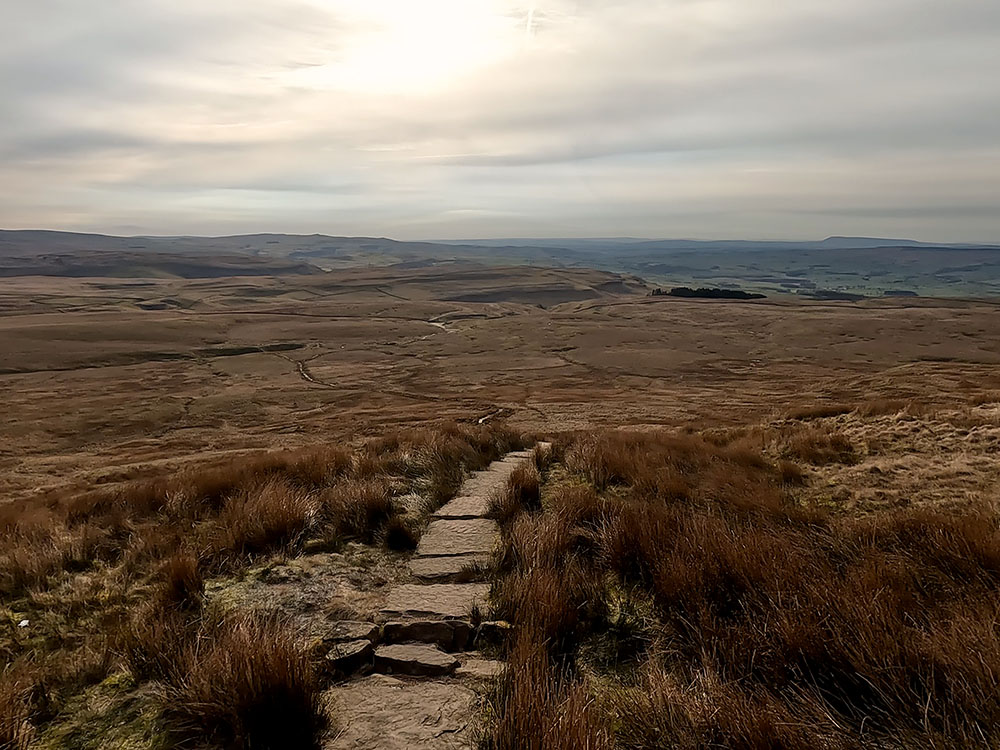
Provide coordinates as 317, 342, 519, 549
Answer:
1, 230, 998, 296
3, 230, 996, 262
432, 235, 1000, 253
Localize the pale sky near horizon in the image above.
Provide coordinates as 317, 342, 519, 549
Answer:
1, 1, 998, 242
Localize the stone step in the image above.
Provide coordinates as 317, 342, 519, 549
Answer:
408, 554, 489, 583
374, 643, 459, 677
383, 620, 472, 651
325, 675, 475, 749
431, 494, 491, 520
321, 620, 380, 643
379, 583, 489, 622
416, 519, 499, 558
504, 450, 536, 460
323, 639, 375, 677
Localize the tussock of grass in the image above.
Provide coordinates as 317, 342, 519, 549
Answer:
777, 459, 806, 485
116, 600, 325, 749
488, 463, 542, 525
786, 402, 855, 420
320, 479, 393, 544
155, 554, 204, 612
531, 443, 554, 472
782, 427, 857, 465
160, 613, 326, 750
969, 391, 1000, 407
481, 635, 611, 750
855, 398, 919, 417
205, 479, 316, 568
381, 515, 420, 551
606, 666, 832, 749
116, 605, 198, 684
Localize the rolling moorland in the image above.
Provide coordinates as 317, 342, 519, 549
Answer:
2, 235, 1000, 749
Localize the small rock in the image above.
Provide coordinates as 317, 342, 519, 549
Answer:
475, 620, 513, 647
374, 644, 459, 677
324, 639, 374, 677
456, 657, 505, 681
17, 619, 29, 628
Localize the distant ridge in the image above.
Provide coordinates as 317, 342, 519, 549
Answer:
430, 235, 1000, 252
2, 229, 998, 255
1, 229, 998, 296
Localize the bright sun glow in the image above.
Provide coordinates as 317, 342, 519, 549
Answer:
286, 1, 531, 95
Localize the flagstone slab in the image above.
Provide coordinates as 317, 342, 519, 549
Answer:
416, 519, 499, 558
324, 675, 474, 749
374, 644, 459, 677
408, 554, 490, 583
382, 620, 472, 651
379, 583, 489, 621
431, 494, 491, 520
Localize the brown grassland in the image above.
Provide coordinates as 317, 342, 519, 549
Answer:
2, 266, 1000, 748
483, 418, 1000, 749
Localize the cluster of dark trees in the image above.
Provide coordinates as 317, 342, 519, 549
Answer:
649, 286, 766, 300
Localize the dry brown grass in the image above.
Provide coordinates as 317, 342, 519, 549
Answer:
480, 635, 611, 750
782, 427, 858, 465
532, 443, 554, 472
2, 422, 525, 599
787, 399, 930, 421
563, 431, 795, 515
381, 515, 420, 551
116, 604, 199, 684
786, 402, 855, 420
968, 391, 1000, 407
115, 600, 325, 749
607, 667, 838, 749
155, 553, 204, 611
205, 479, 316, 568
855, 398, 920, 417
484, 428, 1000, 749
488, 463, 542, 525
160, 613, 326, 750
0, 663, 34, 750
776, 459, 806, 485
319, 479, 393, 544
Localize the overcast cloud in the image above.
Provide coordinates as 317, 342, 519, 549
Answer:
1, 0, 998, 241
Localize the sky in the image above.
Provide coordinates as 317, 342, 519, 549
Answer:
1, 0, 998, 242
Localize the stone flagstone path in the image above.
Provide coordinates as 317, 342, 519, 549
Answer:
324, 447, 540, 750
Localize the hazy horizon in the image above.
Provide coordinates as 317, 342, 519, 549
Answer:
5, 226, 998, 247
3, 1, 999, 242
